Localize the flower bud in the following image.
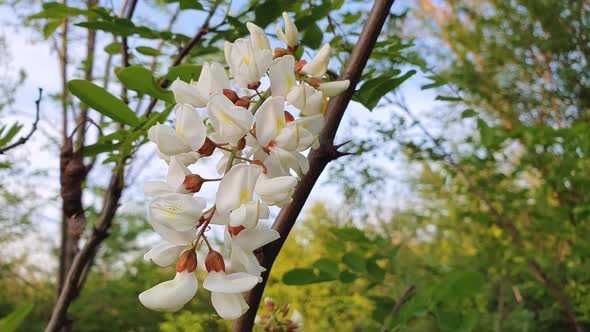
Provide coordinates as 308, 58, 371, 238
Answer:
247, 81, 261, 90
237, 137, 246, 150
246, 22, 271, 51
295, 60, 307, 75
286, 320, 300, 332
235, 96, 251, 108
223, 89, 240, 103
198, 137, 216, 157
228, 224, 246, 236
302, 43, 331, 78
273, 47, 289, 58
284, 111, 295, 122
264, 297, 275, 311
183, 174, 205, 193
176, 249, 198, 272
318, 80, 350, 97
307, 77, 323, 88
276, 12, 299, 48
205, 250, 226, 272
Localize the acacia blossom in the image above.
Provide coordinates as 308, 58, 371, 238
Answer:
139, 13, 349, 321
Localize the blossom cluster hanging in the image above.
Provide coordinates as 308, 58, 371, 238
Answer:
139, 12, 349, 320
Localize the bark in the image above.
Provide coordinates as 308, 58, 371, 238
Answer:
232, 0, 397, 330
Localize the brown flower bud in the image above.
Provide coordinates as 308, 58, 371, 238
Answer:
176, 249, 198, 273
223, 89, 240, 103
286, 320, 299, 332
234, 97, 250, 109
307, 77, 323, 88
284, 111, 295, 122
247, 81, 261, 90
273, 47, 289, 58
236, 137, 247, 150
184, 174, 204, 193
228, 225, 246, 236
198, 137, 216, 157
295, 60, 307, 75
205, 250, 225, 272
251, 160, 267, 174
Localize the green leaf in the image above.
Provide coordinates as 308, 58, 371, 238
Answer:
301, 23, 323, 49
339, 270, 357, 283
135, 46, 160, 56
0, 123, 24, 147
435, 95, 462, 102
28, 2, 96, 20
353, 70, 416, 110
342, 252, 366, 273
104, 42, 121, 55
366, 257, 385, 282
461, 109, 478, 118
68, 79, 140, 127
313, 258, 340, 278
178, 0, 204, 10
164, 64, 202, 82
0, 304, 33, 332
283, 267, 338, 285
448, 271, 485, 300
43, 19, 63, 39
116, 66, 173, 103
83, 143, 120, 157
330, 226, 369, 243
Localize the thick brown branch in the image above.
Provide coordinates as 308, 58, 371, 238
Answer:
232, 1, 397, 330
46, 166, 125, 332
0, 88, 42, 154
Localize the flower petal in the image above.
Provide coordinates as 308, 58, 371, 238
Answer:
175, 104, 207, 151
144, 240, 184, 267
138, 271, 198, 312
216, 164, 263, 215
203, 271, 262, 293
211, 292, 248, 320
233, 227, 280, 251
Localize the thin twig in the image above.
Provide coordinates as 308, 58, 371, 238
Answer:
0, 88, 43, 154
381, 285, 416, 332
232, 1, 397, 330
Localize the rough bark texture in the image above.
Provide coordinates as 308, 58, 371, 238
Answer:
232, 0, 397, 330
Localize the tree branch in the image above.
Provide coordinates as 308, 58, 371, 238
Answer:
381, 285, 416, 332
232, 1, 397, 330
389, 96, 586, 332
0, 88, 42, 154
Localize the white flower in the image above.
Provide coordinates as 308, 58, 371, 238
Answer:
170, 62, 229, 108
215, 164, 263, 215
254, 96, 288, 147
302, 43, 331, 77
265, 148, 309, 178
144, 240, 185, 267
227, 226, 280, 276
229, 200, 270, 228
148, 104, 206, 163
286, 84, 327, 116
246, 22, 270, 51
276, 12, 298, 48
203, 271, 262, 320
149, 193, 205, 244
207, 93, 254, 145
318, 80, 350, 97
269, 55, 297, 97
224, 39, 272, 88
144, 156, 191, 196
255, 174, 297, 207
138, 271, 198, 312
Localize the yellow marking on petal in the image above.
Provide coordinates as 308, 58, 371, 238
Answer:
239, 188, 249, 203
221, 112, 232, 124
286, 75, 295, 89
243, 56, 250, 65
276, 117, 286, 130
176, 127, 185, 140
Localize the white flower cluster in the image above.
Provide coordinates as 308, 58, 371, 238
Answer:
139, 12, 349, 320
